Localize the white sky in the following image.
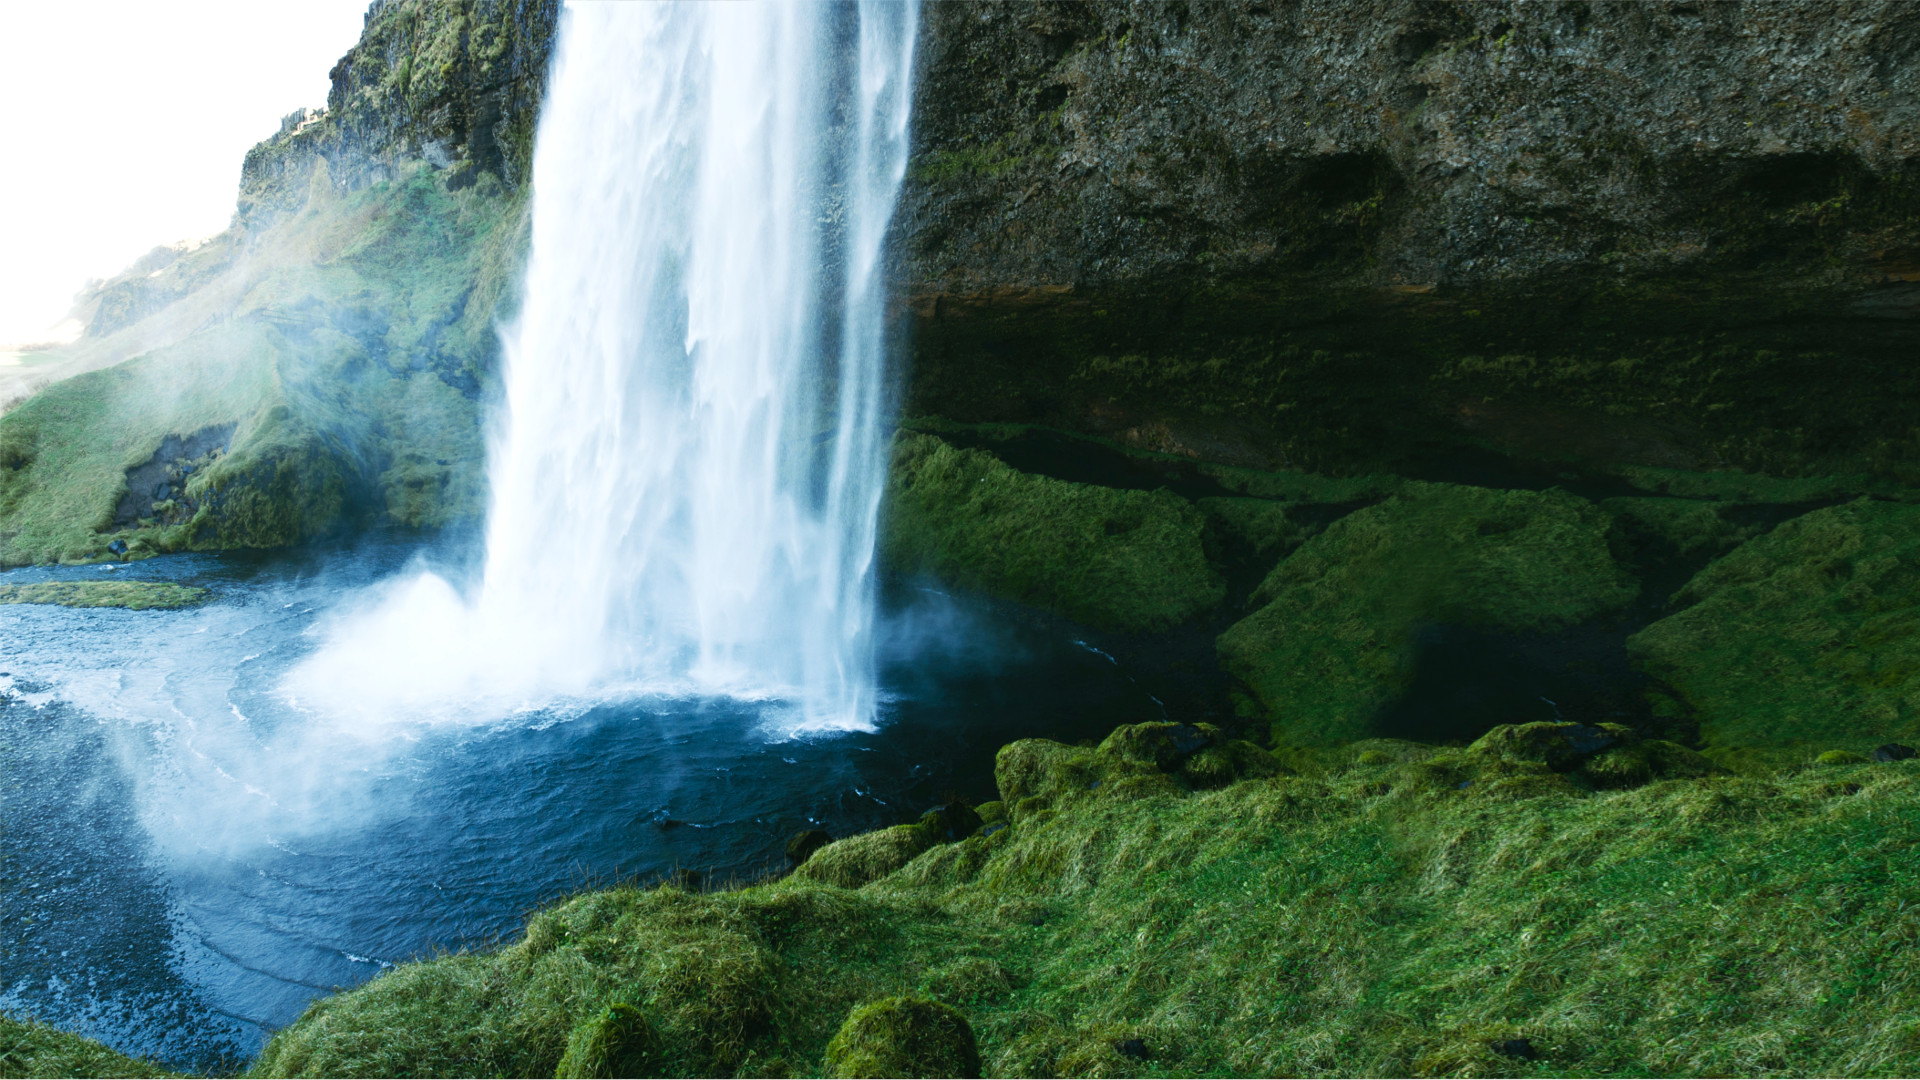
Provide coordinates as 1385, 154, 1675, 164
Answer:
0, 1, 371, 345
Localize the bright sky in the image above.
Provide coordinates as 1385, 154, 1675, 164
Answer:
0, 1, 371, 345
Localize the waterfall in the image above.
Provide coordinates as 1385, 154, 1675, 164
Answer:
287, 1, 917, 731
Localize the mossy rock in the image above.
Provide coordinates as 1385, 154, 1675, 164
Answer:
1816, 749, 1872, 766
1402, 722, 1718, 797
1195, 496, 1330, 563
823, 996, 980, 1079
554, 1002, 663, 1079
995, 722, 1285, 811
0, 581, 208, 610
1629, 498, 1920, 759
1600, 496, 1764, 563
1218, 481, 1637, 745
795, 824, 941, 889
881, 433, 1224, 632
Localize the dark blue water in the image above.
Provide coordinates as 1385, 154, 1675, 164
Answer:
0, 537, 1162, 1072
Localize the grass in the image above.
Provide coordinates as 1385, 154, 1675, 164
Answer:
0, 1015, 175, 1079
0, 580, 209, 610
882, 433, 1224, 632
231, 719, 1920, 1078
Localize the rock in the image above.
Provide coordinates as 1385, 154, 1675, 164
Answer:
1873, 744, 1918, 763
1817, 750, 1872, 766
1113, 1038, 1149, 1061
919, 803, 983, 843
824, 996, 981, 1079
786, 829, 831, 864
106, 539, 127, 555
1489, 1037, 1539, 1060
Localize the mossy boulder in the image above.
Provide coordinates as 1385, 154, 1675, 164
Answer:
1629, 499, 1920, 760
554, 1002, 663, 1079
796, 825, 942, 890
994, 722, 1284, 816
881, 433, 1224, 632
1218, 482, 1638, 745
823, 997, 980, 1079
1403, 722, 1719, 798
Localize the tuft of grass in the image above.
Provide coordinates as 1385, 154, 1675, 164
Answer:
242, 719, 1920, 1078
824, 996, 981, 1079
555, 1002, 665, 1079
0, 1014, 177, 1079
1218, 482, 1637, 745
1630, 497, 1920, 762
881, 433, 1224, 632
0, 581, 208, 610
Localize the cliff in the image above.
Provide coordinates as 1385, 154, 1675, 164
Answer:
900, 0, 1920, 480
0, 0, 552, 566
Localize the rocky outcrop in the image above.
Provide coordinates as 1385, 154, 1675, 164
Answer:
898, 1, 1920, 481
237, 0, 558, 227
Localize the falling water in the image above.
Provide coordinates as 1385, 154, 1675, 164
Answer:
286, 0, 918, 730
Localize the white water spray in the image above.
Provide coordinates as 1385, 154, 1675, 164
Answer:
288, 1, 918, 730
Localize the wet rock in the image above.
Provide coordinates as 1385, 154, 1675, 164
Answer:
1489, 1037, 1539, 1060
786, 829, 831, 865
919, 802, 983, 842
1873, 744, 1917, 763
106, 539, 127, 555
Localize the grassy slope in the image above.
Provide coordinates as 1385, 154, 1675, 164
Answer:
246, 724, 1920, 1078
0, 1015, 175, 1079
0, 165, 521, 567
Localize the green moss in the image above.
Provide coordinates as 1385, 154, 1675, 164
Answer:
881, 433, 1224, 632
0, 581, 208, 610
1219, 482, 1638, 745
1816, 749, 1872, 766
0, 1014, 176, 1078
823, 997, 980, 1079
555, 1002, 664, 1079
1629, 498, 1920, 760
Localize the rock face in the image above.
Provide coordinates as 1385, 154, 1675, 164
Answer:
898, 0, 1920, 480
238, 0, 559, 226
